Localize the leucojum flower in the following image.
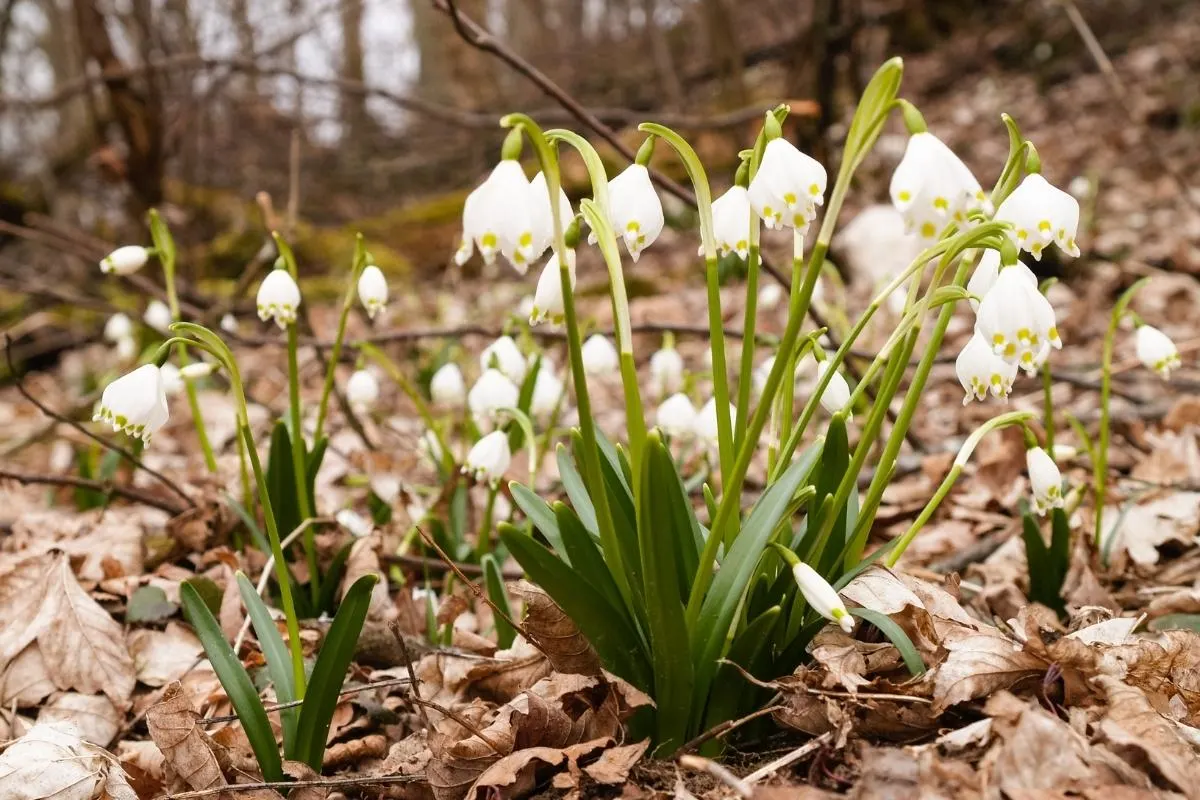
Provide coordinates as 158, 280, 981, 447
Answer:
955, 332, 1018, 404
104, 313, 133, 343
974, 259, 1060, 373
581, 334, 619, 376
693, 397, 735, 448
481, 336, 527, 384
600, 164, 664, 261
256, 269, 301, 328
455, 163, 571, 273
1135, 324, 1181, 379
1026, 446, 1065, 515
655, 393, 696, 439
93, 364, 169, 442
463, 430, 512, 486
346, 369, 380, 412
100, 245, 149, 275
530, 368, 564, 420
649, 344, 684, 397
709, 185, 753, 259
889, 131, 990, 240
815, 361, 852, 417
792, 561, 855, 633
994, 173, 1081, 260
357, 265, 389, 319
144, 300, 173, 334
468, 368, 519, 424
530, 250, 575, 325
747, 137, 827, 232
430, 362, 467, 406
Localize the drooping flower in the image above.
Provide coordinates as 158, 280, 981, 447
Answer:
529, 250, 575, 326
468, 368, 519, 424
159, 363, 183, 396
708, 186, 753, 259
357, 265, 389, 319
758, 281, 784, 310
143, 300, 172, 334
220, 313, 239, 333
480, 336, 527, 384
791, 561, 855, 633
1135, 324, 1181, 379
974, 263, 1061, 372
655, 393, 696, 438
93, 364, 169, 442
180, 362, 215, 381
336, 509, 373, 538
526, 171, 573, 266
649, 345, 684, 397
966, 249, 1038, 311
104, 313, 133, 343
1026, 447, 1064, 515
346, 369, 380, 412
463, 430, 512, 486
747, 138, 827, 232
430, 363, 467, 406
815, 361, 852, 417
115, 337, 137, 361
994, 174, 1081, 260
455, 160, 531, 269
955, 332, 1019, 404
256, 269, 301, 328
603, 164, 664, 261
889, 131, 990, 240
100, 245, 149, 275
530, 367, 564, 420
581, 334, 619, 376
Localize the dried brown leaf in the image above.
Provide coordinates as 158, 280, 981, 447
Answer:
145, 682, 228, 793
583, 739, 648, 784
127, 622, 203, 688
322, 734, 388, 771
1096, 676, 1200, 795
1, 643, 56, 706
37, 692, 120, 746
282, 760, 327, 800
515, 581, 601, 676
469, 746, 565, 796
932, 629, 1045, 712
0, 721, 138, 800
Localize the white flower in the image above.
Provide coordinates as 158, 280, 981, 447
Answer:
463, 430, 511, 486
994, 173, 1081, 260
708, 186, 753, 259
955, 332, 1018, 404
220, 313, 239, 333
1027, 447, 1064, 515
418, 428, 444, 467
431, 363, 467, 406
481, 336, 527, 384
100, 245, 149, 275
370, 474, 402, 504
889, 131, 990, 239
526, 171, 573, 265
974, 262, 1061, 373
1135, 324, 1181, 379
357, 265, 388, 319
159, 363, 183, 396
468, 368, 519, 424
758, 281, 785, 310
603, 164, 663, 261
455, 160, 529, 268
143, 300, 173, 333
530, 368, 564, 419
581, 334, 619, 375
693, 397, 735, 447
180, 362, 215, 380
93, 364, 169, 442
256, 269, 301, 328
1051, 444, 1078, 464
747, 138, 827, 232
655, 393, 696, 438
966, 249, 1038, 311
792, 561, 854, 633
649, 346, 684, 397
815, 361, 852, 417
530, 250, 575, 326
104, 313, 133, 342
115, 336, 137, 361
346, 369, 380, 412
336, 509, 374, 538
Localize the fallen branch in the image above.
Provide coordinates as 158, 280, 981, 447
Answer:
0, 466, 186, 515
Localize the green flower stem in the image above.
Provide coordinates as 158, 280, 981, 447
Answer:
285, 321, 318, 604
1042, 364, 1055, 451
313, 235, 367, 443
776, 231, 805, 455
1095, 277, 1149, 548
886, 411, 1033, 566
734, 221, 761, 451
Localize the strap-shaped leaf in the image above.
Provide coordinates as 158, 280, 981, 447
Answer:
848, 607, 925, 676
556, 444, 598, 536
224, 494, 273, 560
306, 436, 327, 505
700, 605, 781, 738
481, 555, 516, 649
265, 421, 300, 543
510, 483, 569, 562
181, 582, 282, 781
553, 502, 626, 614
235, 574, 297, 755
316, 541, 354, 616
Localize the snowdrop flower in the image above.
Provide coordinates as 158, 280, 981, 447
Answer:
708, 186, 753, 259
468, 368, 519, 424
955, 333, 1018, 404
530, 250, 575, 325
346, 369, 380, 412
747, 138, 827, 232
357, 265, 388, 319
430, 362, 467, 406
966, 249, 1038, 311
530, 368, 564, 419
994, 173, 1081, 260
100, 245, 149, 275
693, 397, 734, 448
455, 160, 530, 268
655, 393, 696, 438
1026, 447, 1064, 515
649, 345, 684, 397
815, 361, 852, 417
159, 363, 183, 396
104, 313, 133, 342
220, 313, 239, 333
581, 334, 619, 375
792, 561, 854, 633
974, 262, 1060, 372
481, 336, 527, 384
93, 363, 169, 442
889, 131, 990, 239
602, 164, 663, 261
336, 509, 373, 538
256, 269, 301, 328
463, 430, 511, 486
143, 300, 172, 333
1135, 324, 1181, 379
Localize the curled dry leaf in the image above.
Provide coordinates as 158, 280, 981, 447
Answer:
932, 628, 1045, 712
583, 739, 649, 784
282, 760, 328, 800
0, 721, 137, 800
127, 622, 204, 687
514, 581, 601, 677
1096, 676, 1200, 794
1, 643, 56, 706
145, 681, 228, 794
36, 692, 120, 746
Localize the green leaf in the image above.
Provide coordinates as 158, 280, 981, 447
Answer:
448, 480, 469, 558
126, 585, 178, 623
224, 494, 272, 557
556, 444, 598, 536
317, 541, 354, 616
266, 421, 300, 544
186, 576, 223, 617
800, 414, 848, 570
481, 555, 516, 649
306, 436, 328, 509
848, 607, 925, 676
1020, 502, 1065, 615
510, 483, 568, 562
292, 574, 377, 770
235, 574, 298, 754
700, 605, 780, 738
553, 503, 626, 613
181, 582, 282, 781
147, 209, 177, 267
1050, 507, 1071, 587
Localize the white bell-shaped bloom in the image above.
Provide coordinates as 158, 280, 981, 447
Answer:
815, 361, 852, 417
357, 265, 388, 319
966, 249, 1038, 311
692, 397, 735, 448
143, 299, 173, 333
480, 336, 527, 384
1026, 447, 1064, 515
256, 269, 301, 328
747, 138, 827, 232
100, 245, 149, 275
468, 368, 519, 424
430, 362, 466, 406
581, 334, 619, 376
180, 362, 215, 380
104, 313, 133, 343
708, 186, 753, 259
463, 430, 511, 486
649, 346, 684, 397
346, 369, 380, 412
530, 368, 564, 420
974, 263, 1061, 373
758, 281, 785, 311
93, 363, 169, 442
604, 164, 663, 261
455, 160, 533, 269
159, 363, 183, 396
115, 336, 137, 361
336, 509, 374, 538
792, 561, 854, 633
994, 174, 1081, 260
955, 332, 1018, 404
889, 132, 990, 240
1135, 324, 1181, 379
655, 393, 696, 439
1051, 444, 1078, 464
530, 250, 575, 326
220, 313, 239, 333
526, 172, 573, 266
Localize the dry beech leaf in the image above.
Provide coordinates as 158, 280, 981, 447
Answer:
1096, 676, 1200, 794
461, 638, 553, 703
145, 682, 228, 794
583, 739, 648, 784
0, 721, 137, 800
282, 760, 327, 800
127, 622, 203, 688
991, 702, 1095, 794
515, 581, 601, 677
0, 553, 56, 665
1, 643, 56, 706
322, 734, 388, 771
36, 692, 120, 746
469, 746, 566, 797
932, 629, 1045, 712
116, 740, 167, 800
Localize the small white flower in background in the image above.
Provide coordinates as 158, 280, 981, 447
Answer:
517, 295, 535, 319
530, 250, 575, 326
581, 334, 619, 375
994, 173, 1081, 260
256, 269, 301, 328
180, 362, 215, 381
974, 263, 1060, 372
709, 185, 753, 259
418, 428, 444, 466
815, 361, 852, 417
1051, 444, 1078, 464
530, 368, 564, 419
655, 393, 696, 438
100, 245, 149, 275
526, 171, 573, 265
115, 336, 137, 361
649, 345, 684, 397
955, 332, 1018, 404
220, 312, 239, 333
889, 131, 990, 239
370, 474, 402, 504
758, 281, 785, 310
430, 362, 467, 406
886, 287, 908, 316
412, 585, 437, 605
455, 160, 532, 269
463, 430, 512, 486
481, 335, 527, 384
104, 313, 133, 342
357, 265, 389, 319
791, 561, 855, 633
1027, 447, 1065, 515
693, 397, 735, 447
143, 300, 173, 333
747, 138, 827, 232
159, 363, 183, 396
1135, 324, 1181, 379
966, 249, 1038, 311
493, 490, 513, 521
530, 352, 557, 377
346, 369, 380, 412
602, 164, 664, 261
336, 509, 374, 538
93, 363, 169, 442
468, 368, 519, 424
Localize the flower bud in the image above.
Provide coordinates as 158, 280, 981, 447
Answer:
649, 346, 684, 397
655, 393, 696, 439
530, 368, 564, 420
104, 313, 133, 343
143, 300, 173, 334
180, 362, 216, 380
1134, 324, 1181, 380
346, 369, 380, 412
100, 245, 149, 275
530, 250, 575, 326
430, 363, 467, 406
792, 561, 854, 633
357, 265, 389, 320
1026, 447, 1064, 516
815, 361, 852, 417
581, 334, 618, 376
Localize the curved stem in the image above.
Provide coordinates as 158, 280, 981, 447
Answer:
314, 235, 367, 442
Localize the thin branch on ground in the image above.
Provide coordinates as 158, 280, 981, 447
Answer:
678, 754, 753, 798
741, 731, 833, 784
390, 619, 433, 732
382, 552, 524, 580
0, 466, 187, 515
198, 676, 414, 724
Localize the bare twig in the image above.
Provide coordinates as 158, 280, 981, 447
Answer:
678, 754, 753, 798
741, 731, 833, 784
0, 466, 186, 515
389, 619, 432, 731
198, 676, 414, 724
383, 552, 523, 580
158, 774, 419, 799
677, 701, 782, 755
